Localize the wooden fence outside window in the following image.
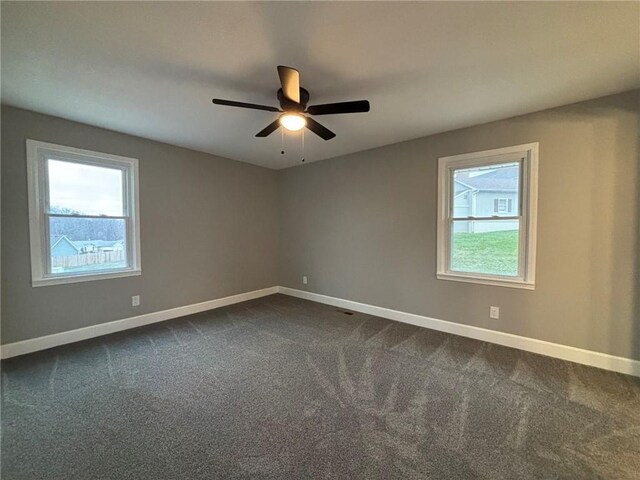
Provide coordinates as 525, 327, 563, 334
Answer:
51, 250, 126, 268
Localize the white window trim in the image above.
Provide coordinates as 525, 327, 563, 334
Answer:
436, 143, 538, 290
26, 140, 142, 287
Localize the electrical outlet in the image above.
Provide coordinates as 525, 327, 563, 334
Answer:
490, 306, 500, 319
302, 276, 308, 285
132, 295, 140, 307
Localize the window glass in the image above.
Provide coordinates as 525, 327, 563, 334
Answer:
48, 159, 124, 216
453, 162, 520, 217
450, 161, 521, 277
450, 220, 520, 276
49, 216, 127, 274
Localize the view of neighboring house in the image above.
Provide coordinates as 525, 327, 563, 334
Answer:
50, 235, 124, 257
453, 163, 519, 233
48, 235, 79, 257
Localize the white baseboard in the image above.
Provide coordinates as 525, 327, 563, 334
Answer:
278, 287, 640, 377
0, 286, 279, 359
3, 285, 638, 377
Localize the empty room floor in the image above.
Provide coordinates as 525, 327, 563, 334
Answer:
2, 294, 639, 479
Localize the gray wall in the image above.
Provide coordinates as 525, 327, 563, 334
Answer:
278, 90, 640, 360
3, 92, 639, 360
1, 106, 279, 343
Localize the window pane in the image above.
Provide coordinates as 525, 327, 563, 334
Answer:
48, 159, 124, 216
49, 217, 127, 274
453, 161, 520, 217
451, 220, 519, 276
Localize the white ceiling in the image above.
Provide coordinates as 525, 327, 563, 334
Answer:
2, 2, 638, 169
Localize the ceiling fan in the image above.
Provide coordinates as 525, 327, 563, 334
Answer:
212, 66, 370, 141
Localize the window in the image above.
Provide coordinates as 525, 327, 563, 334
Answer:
437, 143, 538, 289
494, 198, 513, 214
27, 140, 141, 286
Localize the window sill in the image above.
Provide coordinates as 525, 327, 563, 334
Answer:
436, 272, 535, 290
32, 268, 141, 287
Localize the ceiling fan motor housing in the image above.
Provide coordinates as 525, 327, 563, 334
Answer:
278, 87, 310, 112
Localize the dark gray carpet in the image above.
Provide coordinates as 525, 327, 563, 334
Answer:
2, 294, 639, 479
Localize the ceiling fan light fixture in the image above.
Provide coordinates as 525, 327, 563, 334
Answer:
279, 113, 306, 131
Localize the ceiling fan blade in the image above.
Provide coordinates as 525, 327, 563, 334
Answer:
306, 117, 336, 141
277, 66, 300, 104
212, 99, 279, 112
255, 119, 281, 137
307, 100, 370, 116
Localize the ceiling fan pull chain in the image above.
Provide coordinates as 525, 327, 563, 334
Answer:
301, 129, 305, 163
280, 127, 285, 155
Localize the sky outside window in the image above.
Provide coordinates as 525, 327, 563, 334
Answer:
47, 159, 123, 216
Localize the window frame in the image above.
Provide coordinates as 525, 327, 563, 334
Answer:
436, 143, 538, 290
26, 140, 142, 287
